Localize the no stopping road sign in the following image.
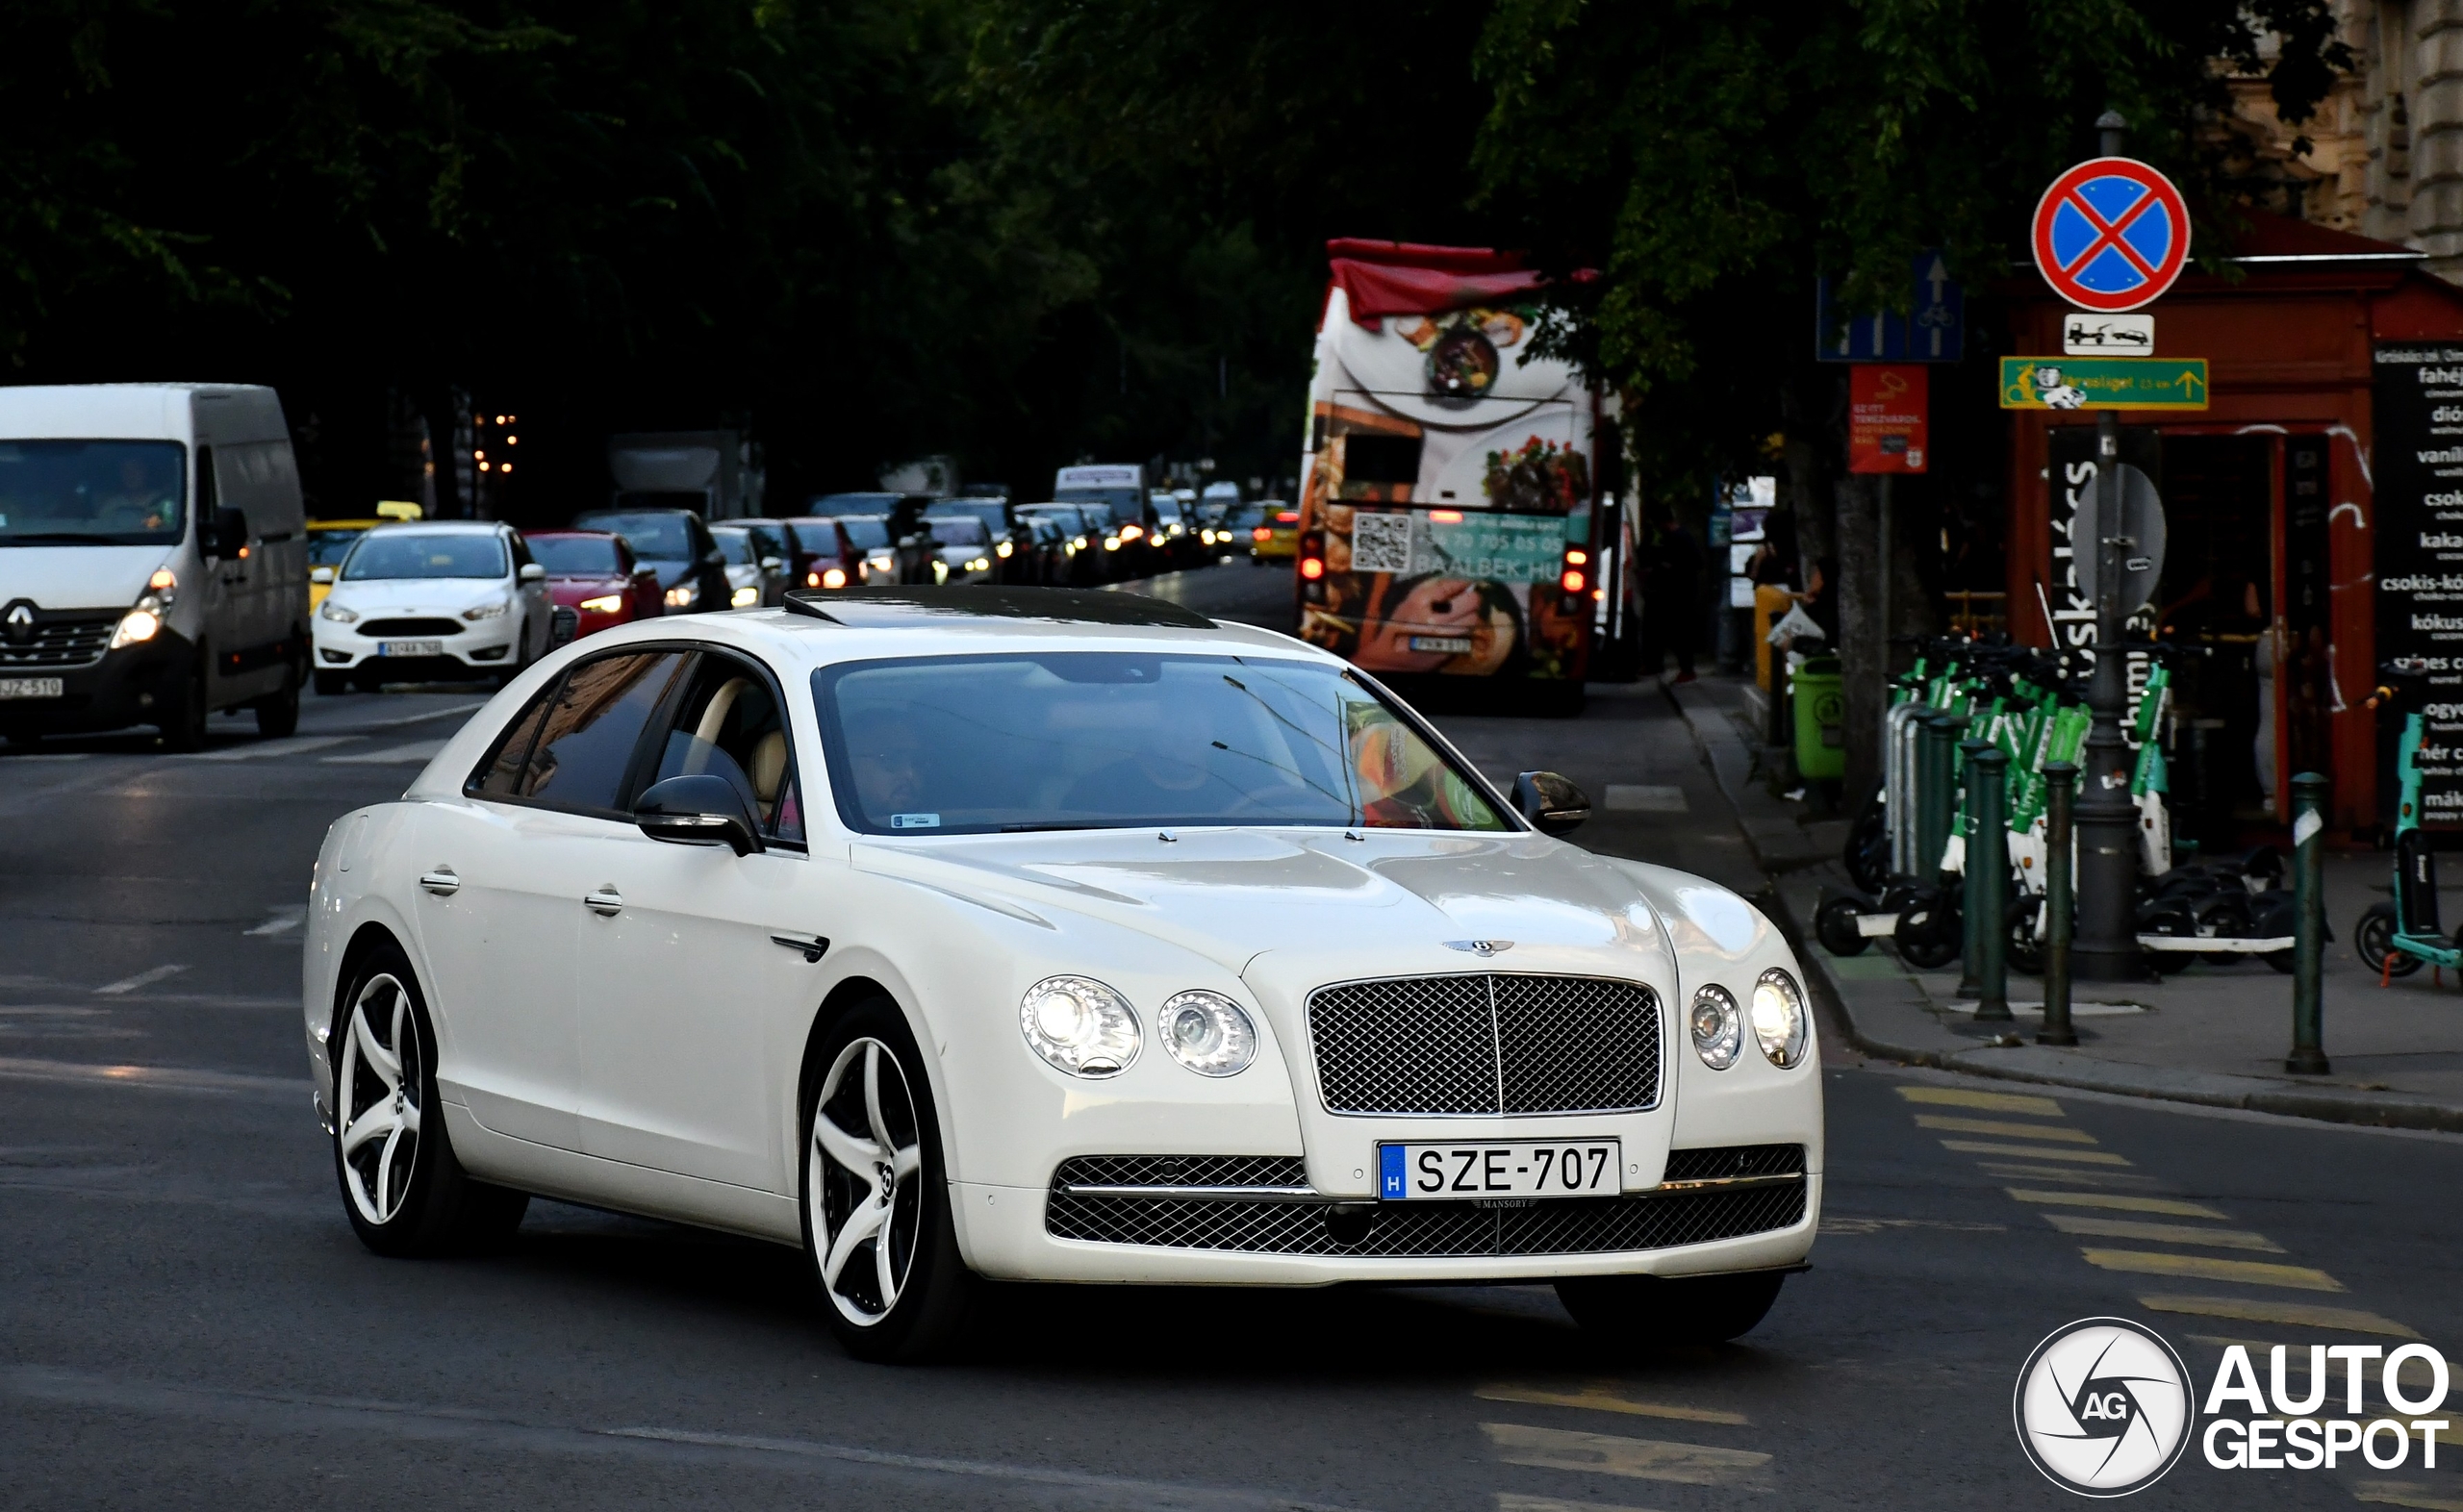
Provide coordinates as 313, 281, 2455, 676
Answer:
2031, 158, 2191, 313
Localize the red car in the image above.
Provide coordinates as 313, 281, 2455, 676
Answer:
778, 517, 862, 591
522, 529, 663, 639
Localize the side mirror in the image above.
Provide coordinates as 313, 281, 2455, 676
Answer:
1512, 770, 1591, 837
760, 556, 783, 572
519, 563, 546, 583
634, 774, 764, 856
310, 566, 336, 585
205, 507, 249, 558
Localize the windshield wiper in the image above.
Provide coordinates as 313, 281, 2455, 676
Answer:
997, 820, 1130, 833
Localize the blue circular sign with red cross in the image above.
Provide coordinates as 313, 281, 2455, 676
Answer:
2031, 157, 2192, 313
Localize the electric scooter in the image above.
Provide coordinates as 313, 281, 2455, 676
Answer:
2355, 662, 2463, 981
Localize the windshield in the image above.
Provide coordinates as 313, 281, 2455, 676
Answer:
575, 512, 692, 559
343, 533, 508, 580
528, 536, 623, 575
306, 527, 366, 567
835, 517, 892, 550
0, 440, 186, 545
786, 521, 842, 553
1055, 487, 1143, 527
710, 530, 758, 566
927, 502, 1005, 537
814, 653, 1511, 836
930, 517, 988, 547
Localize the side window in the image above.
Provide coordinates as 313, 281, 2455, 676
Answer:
650, 654, 804, 844
470, 679, 560, 797
520, 651, 690, 813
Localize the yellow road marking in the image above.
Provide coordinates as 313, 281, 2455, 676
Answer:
2006, 1189, 2227, 1219
2040, 1214, 2281, 1251
1496, 1496, 1667, 1512
2140, 1296, 2419, 1338
1941, 1140, 2130, 1166
1915, 1115, 2098, 1144
1979, 1163, 2159, 1187
1896, 1085, 2065, 1116
2356, 1482, 2463, 1512
1481, 1424, 1771, 1488
2081, 1248, 2341, 1291
1476, 1384, 1747, 1425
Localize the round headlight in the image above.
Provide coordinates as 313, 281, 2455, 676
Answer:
1752, 969, 1809, 1068
1019, 975, 1140, 1078
1158, 990, 1257, 1077
1689, 985, 1741, 1071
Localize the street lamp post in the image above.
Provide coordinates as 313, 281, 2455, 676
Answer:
2070, 109, 2150, 984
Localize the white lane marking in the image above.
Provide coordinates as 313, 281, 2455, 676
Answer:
1, 753, 89, 762
320, 738, 448, 765
1603, 784, 1689, 813
0, 1056, 300, 1101
91, 965, 188, 995
187, 737, 351, 762
244, 908, 306, 937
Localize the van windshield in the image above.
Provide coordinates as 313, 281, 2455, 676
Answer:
1055, 487, 1144, 528
0, 441, 186, 545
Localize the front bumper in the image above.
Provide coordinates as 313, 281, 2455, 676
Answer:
314, 617, 519, 676
0, 631, 193, 735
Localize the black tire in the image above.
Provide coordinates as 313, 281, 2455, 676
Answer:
330, 943, 528, 1257
800, 996, 975, 1363
314, 669, 349, 697
2007, 895, 2044, 977
254, 668, 300, 739
1815, 895, 1870, 957
1893, 895, 1962, 970
157, 659, 209, 752
2139, 904, 2196, 976
2356, 901, 2421, 979
1557, 1271, 1786, 1348
2192, 892, 2253, 968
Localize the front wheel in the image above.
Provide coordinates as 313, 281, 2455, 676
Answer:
331, 945, 528, 1256
1556, 1271, 1786, 1348
1815, 895, 1870, 957
2356, 901, 2422, 979
801, 998, 975, 1362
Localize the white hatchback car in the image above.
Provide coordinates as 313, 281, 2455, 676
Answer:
312, 521, 552, 693
304, 588, 1821, 1360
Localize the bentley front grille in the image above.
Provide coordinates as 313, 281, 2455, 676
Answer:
1306, 973, 1661, 1117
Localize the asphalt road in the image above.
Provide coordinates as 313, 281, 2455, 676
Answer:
4, 578, 2459, 1510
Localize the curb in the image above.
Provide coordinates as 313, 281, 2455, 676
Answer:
1666, 678, 2463, 1136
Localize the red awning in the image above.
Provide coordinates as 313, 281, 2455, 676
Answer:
1324, 239, 1593, 329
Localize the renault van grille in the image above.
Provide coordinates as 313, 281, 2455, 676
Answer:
0, 612, 115, 670
1306, 973, 1660, 1117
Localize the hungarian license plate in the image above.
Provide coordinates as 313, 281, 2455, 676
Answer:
378, 641, 444, 658
1408, 635, 1472, 654
0, 677, 63, 699
1378, 1140, 1620, 1201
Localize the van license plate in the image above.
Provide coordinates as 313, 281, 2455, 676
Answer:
378, 641, 444, 657
1378, 1140, 1620, 1200
0, 677, 63, 699
1408, 636, 1472, 654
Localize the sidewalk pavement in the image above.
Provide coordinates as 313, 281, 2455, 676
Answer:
1665, 673, 2463, 1133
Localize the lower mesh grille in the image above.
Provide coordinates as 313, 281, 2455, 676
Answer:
1054, 1154, 1308, 1189
1045, 1179, 1806, 1257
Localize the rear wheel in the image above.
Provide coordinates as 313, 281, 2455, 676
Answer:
1814, 895, 1869, 957
1557, 1271, 1786, 1348
331, 944, 528, 1256
801, 997, 975, 1362
2356, 901, 2421, 979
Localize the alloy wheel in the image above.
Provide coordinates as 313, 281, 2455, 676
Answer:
809, 1037, 924, 1326
336, 972, 423, 1225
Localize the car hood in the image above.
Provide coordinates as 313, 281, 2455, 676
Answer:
0, 545, 172, 611
849, 828, 1716, 991
323, 577, 509, 617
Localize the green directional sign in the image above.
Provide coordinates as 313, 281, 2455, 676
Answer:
1998, 356, 2208, 411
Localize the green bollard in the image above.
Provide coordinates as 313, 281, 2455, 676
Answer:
1971, 747, 2013, 1022
1916, 712, 1962, 880
1957, 735, 1993, 999
2287, 771, 2330, 1075
2039, 762, 2078, 1046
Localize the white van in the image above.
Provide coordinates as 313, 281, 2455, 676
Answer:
0, 384, 310, 749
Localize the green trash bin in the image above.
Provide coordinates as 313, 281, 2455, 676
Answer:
1791, 655, 1846, 781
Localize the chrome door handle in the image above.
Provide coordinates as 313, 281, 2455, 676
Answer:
583, 888, 623, 917
770, 933, 830, 963
419, 869, 460, 896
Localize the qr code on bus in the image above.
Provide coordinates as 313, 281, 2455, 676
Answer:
1350, 511, 1413, 573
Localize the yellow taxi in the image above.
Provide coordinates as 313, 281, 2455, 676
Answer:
306, 501, 422, 607
1247, 501, 1299, 564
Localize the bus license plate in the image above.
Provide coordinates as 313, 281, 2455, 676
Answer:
379, 641, 444, 658
1379, 1140, 1620, 1201
0, 677, 63, 699
1408, 635, 1472, 654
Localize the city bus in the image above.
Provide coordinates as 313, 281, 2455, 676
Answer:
1293, 239, 1607, 703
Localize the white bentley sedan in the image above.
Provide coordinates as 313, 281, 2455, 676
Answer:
304, 588, 1821, 1361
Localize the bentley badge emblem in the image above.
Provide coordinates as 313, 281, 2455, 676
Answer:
1443, 940, 1514, 956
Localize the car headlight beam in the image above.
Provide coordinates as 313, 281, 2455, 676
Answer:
577, 593, 623, 614
665, 583, 698, 609
318, 600, 359, 623
1020, 975, 1141, 1078
730, 585, 761, 608
462, 600, 509, 621
1689, 985, 1742, 1071
109, 607, 162, 648
1158, 990, 1257, 1077
1751, 969, 1810, 1068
